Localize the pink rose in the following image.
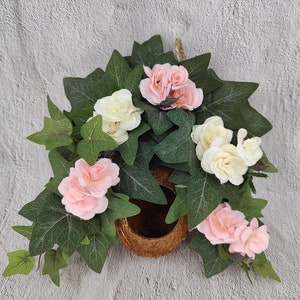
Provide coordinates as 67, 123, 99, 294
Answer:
229, 218, 269, 259
166, 80, 203, 111
140, 63, 203, 111
168, 65, 189, 89
58, 158, 120, 220
197, 202, 248, 245
140, 64, 171, 105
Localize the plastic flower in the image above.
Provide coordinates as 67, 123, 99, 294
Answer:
191, 116, 233, 159
58, 158, 120, 220
201, 141, 248, 185
197, 202, 248, 244
229, 218, 269, 259
237, 128, 263, 166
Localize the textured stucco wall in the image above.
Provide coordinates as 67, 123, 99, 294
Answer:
1, 1, 299, 299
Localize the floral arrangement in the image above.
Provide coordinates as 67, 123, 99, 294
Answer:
3, 35, 280, 286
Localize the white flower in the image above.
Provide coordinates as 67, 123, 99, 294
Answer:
191, 116, 233, 159
237, 128, 263, 166
102, 120, 128, 145
93, 89, 144, 145
201, 143, 248, 185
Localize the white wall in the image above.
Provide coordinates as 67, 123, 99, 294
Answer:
1, 1, 299, 299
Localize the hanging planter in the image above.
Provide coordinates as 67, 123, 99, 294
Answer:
116, 166, 188, 258
3, 35, 280, 286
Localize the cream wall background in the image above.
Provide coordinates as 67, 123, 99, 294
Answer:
1, 1, 299, 299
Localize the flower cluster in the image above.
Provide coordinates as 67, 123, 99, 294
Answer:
197, 202, 269, 259
58, 158, 120, 220
140, 63, 203, 110
92, 89, 143, 145
191, 116, 263, 185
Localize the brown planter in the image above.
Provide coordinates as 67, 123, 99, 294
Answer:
116, 166, 188, 258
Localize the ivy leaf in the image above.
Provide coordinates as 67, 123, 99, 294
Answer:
117, 122, 150, 165
105, 50, 132, 88
100, 191, 141, 236
133, 97, 174, 135
196, 81, 259, 129
77, 232, 119, 273
188, 232, 233, 277
169, 169, 223, 229
154, 109, 198, 175
165, 185, 188, 224
29, 195, 101, 256
77, 115, 118, 165
123, 65, 144, 94
3, 250, 35, 277
19, 189, 54, 222
252, 153, 278, 173
63, 68, 105, 111
47, 96, 65, 120
12, 225, 33, 240
42, 248, 68, 286
116, 142, 167, 204
252, 253, 281, 282
45, 150, 75, 194
237, 102, 272, 137
126, 35, 177, 68
27, 117, 73, 150
230, 181, 267, 220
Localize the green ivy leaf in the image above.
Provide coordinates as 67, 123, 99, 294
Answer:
100, 191, 141, 236
230, 181, 267, 220
42, 248, 68, 286
133, 97, 174, 135
77, 232, 119, 273
27, 117, 73, 150
237, 102, 272, 136
116, 142, 167, 204
77, 115, 118, 165
126, 35, 177, 68
188, 232, 233, 277
169, 169, 223, 229
12, 225, 33, 240
19, 189, 55, 222
252, 253, 281, 282
196, 81, 259, 129
252, 153, 278, 173
47, 96, 65, 120
165, 185, 187, 224
45, 150, 76, 194
117, 122, 150, 165
154, 109, 198, 175
105, 50, 132, 88
124, 65, 144, 94
3, 250, 35, 277
63, 68, 105, 111
29, 196, 101, 256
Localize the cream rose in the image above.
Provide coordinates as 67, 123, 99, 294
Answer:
237, 128, 263, 166
93, 89, 144, 144
201, 143, 248, 185
191, 116, 233, 159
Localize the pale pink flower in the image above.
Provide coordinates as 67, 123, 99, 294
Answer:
166, 79, 203, 111
139, 64, 203, 110
229, 218, 269, 259
58, 158, 120, 220
197, 202, 248, 245
168, 65, 189, 90
140, 64, 171, 105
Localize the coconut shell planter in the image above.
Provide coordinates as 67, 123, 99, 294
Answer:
3, 36, 280, 286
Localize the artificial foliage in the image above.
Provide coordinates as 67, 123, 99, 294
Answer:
3, 35, 280, 286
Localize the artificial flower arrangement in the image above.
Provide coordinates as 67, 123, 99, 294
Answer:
3, 35, 280, 286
